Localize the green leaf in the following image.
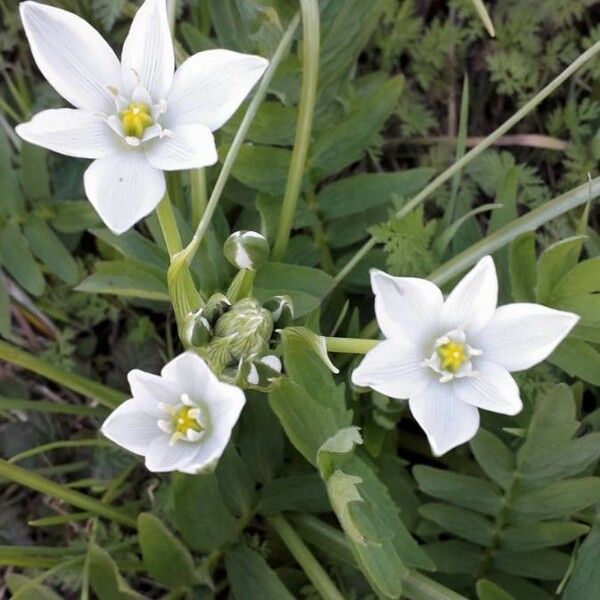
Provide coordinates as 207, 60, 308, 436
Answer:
476, 579, 516, 600
88, 544, 145, 600
500, 521, 589, 551
548, 338, 600, 386
413, 465, 502, 516
419, 502, 494, 546
138, 513, 196, 588
510, 477, 600, 521
224, 544, 294, 600
23, 217, 79, 285
215, 444, 257, 517
316, 169, 435, 222
422, 540, 480, 574
470, 429, 515, 490
171, 472, 237, 554
278, 326, 339, 373
493, 549, 569, 580
91, 228, 169, 269
255, 262, 335, 318
50, 200, 102, 233
6, 574, 62, 600
0, 273, 11, 337
20, 143, 51, 202
76, 260, 169, 301
551, 257, 600, 299
563, 525, 600, 599
509, 231, 537, 302
258, 472, 330, 515
0, 222, 45, 296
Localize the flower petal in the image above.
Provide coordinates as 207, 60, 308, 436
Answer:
454, 361, 522, 415
441, 255, 498, 334
166, 49, 268, 130
101, 399, 158, 455
20, 1, 121, 112
472, 303, 579, 372
409, 382, 480, 456
16, 109, 117, 159
128, 369, 182, 418
145, 125, 217, 171
177, 430, 232, 475
145, 436, 197, 472
83, 150, 165, 234
370, 269, 443, 344
160, 352, 214, 401
352, 339, 431, 399
121, 0, 174, 99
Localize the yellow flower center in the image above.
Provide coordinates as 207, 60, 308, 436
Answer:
120, 102, 153, 138
172, 406, 203, 436
437, 341, 467, 372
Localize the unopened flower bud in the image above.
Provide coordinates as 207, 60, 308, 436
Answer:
263, 295, 294, 328
223, 231, 270, 271
202, 293, 231, 325
242, 354, 282, 388
183, 309, 211, 347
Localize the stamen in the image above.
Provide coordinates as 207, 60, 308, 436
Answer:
119, 102, 154, 138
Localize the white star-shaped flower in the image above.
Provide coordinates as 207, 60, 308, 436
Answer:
352, 256, 579, 456
101, 352, 245, 473
16, 0, 268, 233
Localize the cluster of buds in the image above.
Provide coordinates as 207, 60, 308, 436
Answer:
184, 231, 293, 390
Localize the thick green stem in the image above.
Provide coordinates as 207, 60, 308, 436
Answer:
272, 0, 320, 260
0, 340, 124, 409
267, 514, 346, 600
0, 459, 136, 528
171, 14, 300, 272
156, 192, 184, 257
334, 39, 600, 285
190, 168, 208, 229
324, 337, 378, 354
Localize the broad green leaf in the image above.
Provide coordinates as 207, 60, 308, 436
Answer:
215, 444, 257, 517
470, 429, 515, 490
23, 217, 79, 285
88, 544, 145, 600
7, 574, 62, 600
413, 465, 502, 516
0, 222, 45, 296
138, 513, 196, 588
91, 228, 168, 269
419, 502, 494, 547
258, 472, 330, 514
225, 101, 297, 146
255, 262, 335, 318
76, 260, 169, 301
316, 169, 435, 222
476, 579, 516, 600
50, 200, 101, 233
20, 143, 51, 202
509, 231, 537, 302
422, 540, 480, 574
500, 521, 589, 551
224, 544, 294, 600
563, 525, 600, 599
493, 549, 569, 580
549, 338, 600, 386
278, 326, 339, 373
171, 472, 237, 553
551, 257, 600, 299
555, 294, 600, 343
317, 426, 363, 478
509, 477, 600, 521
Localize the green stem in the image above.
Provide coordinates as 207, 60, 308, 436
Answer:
0, 459, 136, 528
0, 340, 124, 409
324, 337, 378, 354
156, 192, 184, 257
8, 439, 112, 464
305, 185, 336, 274
333, 38, 600, 286
272, 0, 320, 261
172, 13, 300, 271
190, 168, 208, 229
0, 396, 105, 417
267, 514, 346, 600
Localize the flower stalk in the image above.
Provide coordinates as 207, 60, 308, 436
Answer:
324, 336, 378, 354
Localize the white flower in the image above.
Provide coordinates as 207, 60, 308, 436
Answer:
101, 352, 245, 473
16, 0, 268, 234
352, 256, 579, 456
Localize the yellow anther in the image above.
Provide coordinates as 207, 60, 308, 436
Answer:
172, 406, 202, 435
437, 341, 467, 372
120, 102, 153, 138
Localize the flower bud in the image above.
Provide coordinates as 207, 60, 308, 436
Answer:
202, 293, 231, 325
183, 309, 212, 347
263, 295, 294, 328
223, 231, 270, 271
242, 354, 282, 388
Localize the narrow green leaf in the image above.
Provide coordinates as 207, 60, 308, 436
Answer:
0, 222, 45, 295
500, 521, 589, 551
563, 525, 600, 599
509, 232, 537, 302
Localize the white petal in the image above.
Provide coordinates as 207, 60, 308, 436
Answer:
19, 1, 121, 112
101, 399, 158, 455
472, 303, 579, 372
145, 436, 197, 472
454, 361, 522, 415
177, 432, 231, 474
83, 150, 165, 234
370, 269, 443, 344
166, 49, 268, 130
161, 352, 214, 401
16, 109, 117, 159
409, 382, 480, 456
351, 339, 431, 399
128, 369, 181, 418
121, 0, 174, 99
205, 380, 246, 435
441, 256, 498, 334
145, 125, 218, 171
